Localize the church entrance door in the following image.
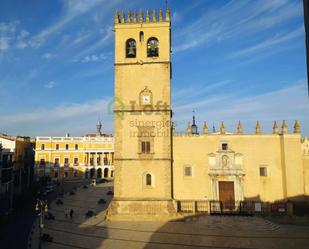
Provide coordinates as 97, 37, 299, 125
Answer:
219, 181, 235, 210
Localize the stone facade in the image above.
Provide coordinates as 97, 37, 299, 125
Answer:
34, 127, 114, 180
108, 8, 178, 220
173, 131, 305, 202
302, 138, 309, 196
108, 8, 309, 220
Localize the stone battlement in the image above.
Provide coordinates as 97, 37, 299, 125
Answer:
115, 8, 170, 24
175, 120, 301, 136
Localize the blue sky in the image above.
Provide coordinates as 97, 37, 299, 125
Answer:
0, 0, 308, 136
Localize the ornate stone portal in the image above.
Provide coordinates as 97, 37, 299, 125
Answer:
208, 143, 245, 202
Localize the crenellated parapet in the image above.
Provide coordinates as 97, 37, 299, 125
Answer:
175, 120, 302, 136
115, 8, 170, 24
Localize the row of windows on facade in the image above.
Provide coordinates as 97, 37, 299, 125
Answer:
126, 36, 159, 58
140, 142, 229, 154
39, 156, 111, 166
140, 142, 230, 155
142, 166, 267, 188
41, 144, 79, 150
41, 142, 228, 153
49, 168, 113, 179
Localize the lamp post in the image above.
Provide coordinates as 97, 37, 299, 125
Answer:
35, 198, 48, 249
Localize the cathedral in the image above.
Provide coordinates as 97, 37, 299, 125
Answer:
108, 8, 309, 220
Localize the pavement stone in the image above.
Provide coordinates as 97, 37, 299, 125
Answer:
30, 182, 309, 249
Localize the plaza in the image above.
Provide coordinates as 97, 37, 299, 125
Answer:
30, 181, 309, 249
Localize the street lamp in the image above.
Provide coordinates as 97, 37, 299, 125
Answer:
35, 198, 48, 249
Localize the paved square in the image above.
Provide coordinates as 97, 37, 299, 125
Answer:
34, 183, 309, 249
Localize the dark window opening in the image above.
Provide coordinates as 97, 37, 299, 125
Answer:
41, 144, 45, 150
75, 144, 78, 150
56, 144, 59, 150
139, 31, 144, 42
260, 167, 267, 177
126, 39, 136, 58
141, 141, 151, 154
184, 166, 192, 176
222, 143, 228, 150
65, 144, 69, 150
146, 174, 152, 186
147, 37, 159, 57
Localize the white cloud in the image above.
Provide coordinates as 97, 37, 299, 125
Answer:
0, 22, 18, 33
173, 81, 309, 135
44, 80, 56, 89
33, 0, 121, 45
173, 80, 232, 101
173, 0, 302, 53
16, 29, 31, 49
76, 25, 113, 57
174, 95, 231, 113
0, 22, 38, 51
74, 53, 108, 63
172, 11, 181, 24
1, 81, 308, 136
72, 30, 91, 44
0, 37, 10, 51
0, 97, 113, 136
229, 26, 304, 58
42, 52, 56, 60
0, 21, 19, 52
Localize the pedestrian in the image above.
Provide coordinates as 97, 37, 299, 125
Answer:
69, 209, 74, 219
65, 208, 68, 218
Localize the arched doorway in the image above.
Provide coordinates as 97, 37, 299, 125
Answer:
104, 168, 108, 178
97, 168, 102, 178
90, 168, 95, 178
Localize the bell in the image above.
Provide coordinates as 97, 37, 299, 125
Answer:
128, 46, 135, 56
150, 44, 156, 51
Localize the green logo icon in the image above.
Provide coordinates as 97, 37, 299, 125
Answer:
107, 96, 125, 120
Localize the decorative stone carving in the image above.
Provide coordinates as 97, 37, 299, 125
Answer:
222, 155, 229, 168
139, 86, 153, 106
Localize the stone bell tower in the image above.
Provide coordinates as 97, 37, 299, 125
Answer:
107, 8, 178, 220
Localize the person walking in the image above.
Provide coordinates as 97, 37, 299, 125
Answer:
69, 209, 74, 219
